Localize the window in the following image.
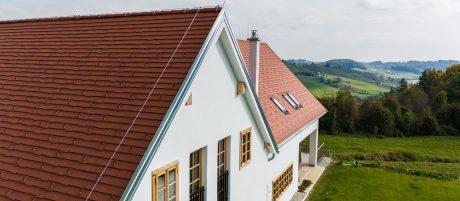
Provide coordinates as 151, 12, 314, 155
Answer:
217, 138, 229, 201
189, 149, 202, 195
287, 92, 302, 108
240, 128, 252, 168
283, 93, 299, 110
152, 162, 178, 201
271, 97, 289, 115
272, 164, 293, 201
217, 138, 227, 176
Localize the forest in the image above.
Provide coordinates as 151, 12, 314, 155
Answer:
318, 64, 460, 136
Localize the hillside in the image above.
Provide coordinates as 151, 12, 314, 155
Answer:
285, 59, 459, 98
323, 59, 366, 69
286, 59, 459, 74
285, 62, 395, 98
368, 60, 459, 73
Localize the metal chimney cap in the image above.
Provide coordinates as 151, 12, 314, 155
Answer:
247, 30, 260, 41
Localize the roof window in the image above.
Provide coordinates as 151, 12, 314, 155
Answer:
285, 92, 302, 109
283, 94, 299, 110
271, 97, 289, 115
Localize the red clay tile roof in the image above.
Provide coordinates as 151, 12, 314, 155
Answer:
238, 40, 326, 144
0, 7, 221, 201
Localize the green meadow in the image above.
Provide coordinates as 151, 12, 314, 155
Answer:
306, 135, 460, 201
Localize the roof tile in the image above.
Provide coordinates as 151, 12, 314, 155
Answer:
0, 7, 221, 200
238, 40, 326, 143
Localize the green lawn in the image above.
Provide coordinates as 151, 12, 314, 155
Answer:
380, 161, 460, 176
318, 135, 460, 160
307, 135, 460, 201
309, 165, 460, 201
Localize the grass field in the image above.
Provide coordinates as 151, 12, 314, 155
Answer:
297, 76, 340, 97
306, 135, 460, 201
323, 74, 392, 97
318, 135, 460, 160
309, 165, 460, 201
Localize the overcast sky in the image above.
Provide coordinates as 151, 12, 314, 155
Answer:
1, 0, 459, 61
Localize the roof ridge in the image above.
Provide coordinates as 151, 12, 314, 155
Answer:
0, 6, 222, 25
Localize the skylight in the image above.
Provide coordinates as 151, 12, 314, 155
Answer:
283, 93, 299, 110
271, 97, 289, 115
287, 92, 302, 108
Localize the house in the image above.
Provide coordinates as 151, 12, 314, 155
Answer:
0, 6, 326, 201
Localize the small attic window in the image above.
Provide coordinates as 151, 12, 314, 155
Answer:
271, 97, 289, 115
283, 93, 299, 110
287, 92, 302, 108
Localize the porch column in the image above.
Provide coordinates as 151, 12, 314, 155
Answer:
309, 129, 318, 166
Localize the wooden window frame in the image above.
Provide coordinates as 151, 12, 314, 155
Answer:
239, 128, 252, 169
272, 163, 294, 201
217, 138, 228, 176
189, 148, 202, 194
152, 161, 179, 201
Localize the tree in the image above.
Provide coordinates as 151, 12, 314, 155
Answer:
397, 78, 408, 92
318, 97, 337, 134
416, 109, 440, 136
443, 64, 460, 102
359, 98, 394, 136
401, 110, 416, 136
436, 103, 460, 132
418, 69, 443, 96
398, 86, 429, 114
335, 90, 359, 133
379, 93, 402, 132
432, 90, 448, 111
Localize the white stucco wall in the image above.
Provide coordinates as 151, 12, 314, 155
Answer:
129, 26, 319, 201
271, 120, 318, 201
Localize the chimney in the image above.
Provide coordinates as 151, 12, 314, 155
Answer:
247, 30, 260, 94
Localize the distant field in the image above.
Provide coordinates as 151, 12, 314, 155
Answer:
323, 74, 391, 97
297, 75, 391, 98
297, 76, 340, 97
287, 62, 406, 98
306, 135, 460, 201
356, 67, 419, 80
318, 135, 460, 160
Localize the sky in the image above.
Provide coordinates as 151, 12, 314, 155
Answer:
1, 0, 459, 62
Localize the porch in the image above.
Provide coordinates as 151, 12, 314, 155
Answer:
291, 130, 331, 201
291, 156, 331, 201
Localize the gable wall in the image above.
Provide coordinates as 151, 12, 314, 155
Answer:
130, 28, 272, 200
129, 25, 320, 201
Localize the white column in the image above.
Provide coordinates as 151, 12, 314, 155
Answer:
309, 129, 318, 166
